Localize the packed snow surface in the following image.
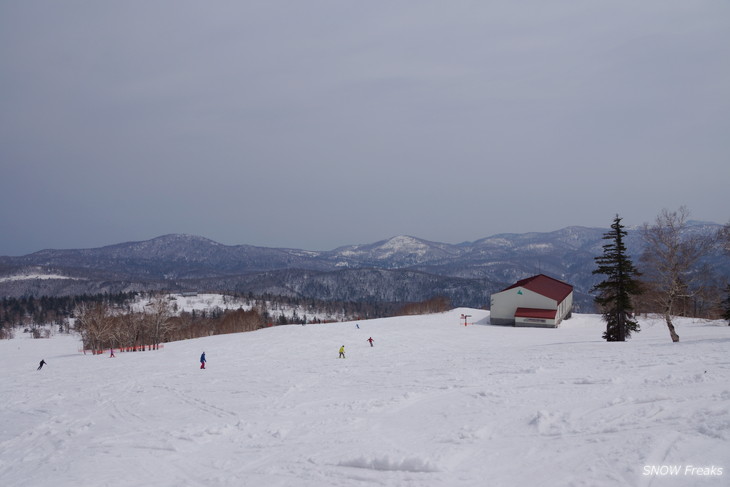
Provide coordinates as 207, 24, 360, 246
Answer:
2, 310, 728, 487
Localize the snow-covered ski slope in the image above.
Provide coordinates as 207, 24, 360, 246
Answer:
2, 310, 728, 487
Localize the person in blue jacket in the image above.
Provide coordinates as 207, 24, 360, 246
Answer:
200, 352, 206, 369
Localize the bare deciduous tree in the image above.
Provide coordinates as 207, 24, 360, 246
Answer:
146, 295, 173, 349
117, 312, 146, 351
720, 221, 730, 325
396, 296, 452, 316
640, 207, 714, 342
74, 302, 114, 353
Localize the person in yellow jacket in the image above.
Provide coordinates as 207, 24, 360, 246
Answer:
339, 345, 346, 359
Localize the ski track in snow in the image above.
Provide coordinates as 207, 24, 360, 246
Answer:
1, 310, 729, 486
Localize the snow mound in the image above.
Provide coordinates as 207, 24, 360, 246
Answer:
339, 455, 440, 472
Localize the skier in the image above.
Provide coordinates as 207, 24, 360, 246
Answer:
37, 359, 46, 370
110, 348, 115, 358
200, 352, 206, 369
339, 345, 346, 359
367, 337, 374, 347
356, 324, 360, 329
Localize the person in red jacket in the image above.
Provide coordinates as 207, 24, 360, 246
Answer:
367, 337, 374, 347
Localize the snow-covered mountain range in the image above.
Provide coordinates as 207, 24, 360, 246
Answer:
0, 222, 726, 310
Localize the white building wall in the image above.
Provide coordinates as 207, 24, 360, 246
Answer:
490, 287, 557, 326
555, 292, 574, 324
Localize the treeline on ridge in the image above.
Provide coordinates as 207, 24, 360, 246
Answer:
0, 290, 453, 344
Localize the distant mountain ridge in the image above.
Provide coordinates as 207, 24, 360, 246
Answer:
1, 222, 726, 311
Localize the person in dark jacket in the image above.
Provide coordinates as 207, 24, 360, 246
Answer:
37, 359, 46, 370
200, 352, 206, 369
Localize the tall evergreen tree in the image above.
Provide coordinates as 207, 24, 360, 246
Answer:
592, 215, 643, 341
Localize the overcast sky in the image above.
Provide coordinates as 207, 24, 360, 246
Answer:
1, 1, 729, 256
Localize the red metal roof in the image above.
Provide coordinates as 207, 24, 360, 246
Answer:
502, 274, 573, 303
515, 307, 557, 320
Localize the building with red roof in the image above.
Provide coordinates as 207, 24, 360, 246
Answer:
489, 274, 573, 327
